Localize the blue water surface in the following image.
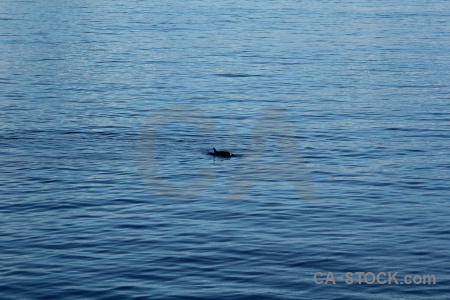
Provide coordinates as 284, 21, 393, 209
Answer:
1, 0, 449, 299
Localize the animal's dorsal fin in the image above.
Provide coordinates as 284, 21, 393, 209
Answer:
213, 147, 217, 153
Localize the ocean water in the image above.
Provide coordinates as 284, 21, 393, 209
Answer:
1, 0, 449, 299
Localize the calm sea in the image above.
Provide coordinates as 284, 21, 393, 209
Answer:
1, 0, 449, 299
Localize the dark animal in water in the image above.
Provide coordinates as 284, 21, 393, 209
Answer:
208, 147, 234, 158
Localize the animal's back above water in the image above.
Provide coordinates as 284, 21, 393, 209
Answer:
208, 147, 234, 158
